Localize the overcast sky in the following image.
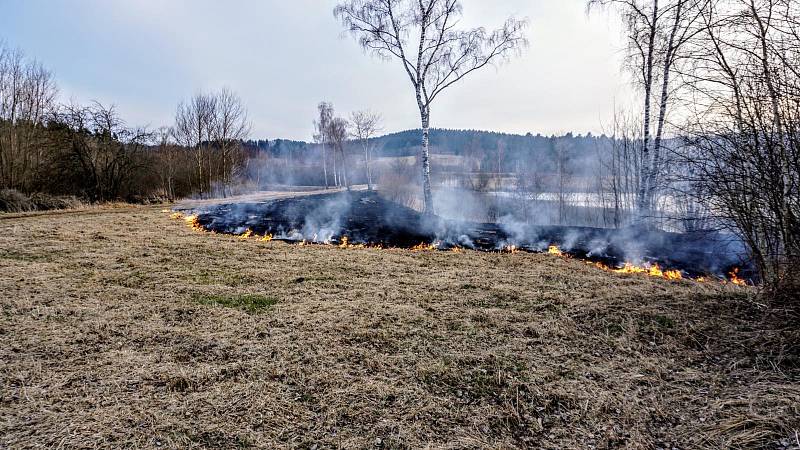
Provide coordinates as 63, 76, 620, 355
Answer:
1, 0, 632, 140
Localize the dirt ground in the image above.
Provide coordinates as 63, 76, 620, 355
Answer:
1, 206, 797, 449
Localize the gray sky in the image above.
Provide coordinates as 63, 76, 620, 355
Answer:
1, 0, 632, 140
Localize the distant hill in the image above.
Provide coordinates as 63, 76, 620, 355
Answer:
244, 129, 613, 175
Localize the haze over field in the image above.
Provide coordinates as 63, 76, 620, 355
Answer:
0, 0, 630, 140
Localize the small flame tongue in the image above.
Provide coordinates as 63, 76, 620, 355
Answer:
729, 268, 747, 286
412, 242, 439, 251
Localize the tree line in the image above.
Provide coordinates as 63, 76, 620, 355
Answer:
0, 42, 252, 203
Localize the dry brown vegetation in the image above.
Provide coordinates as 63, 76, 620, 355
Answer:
1, 206, 798, 449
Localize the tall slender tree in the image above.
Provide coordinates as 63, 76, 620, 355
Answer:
328, 116, 351, 190
334, 0, 528, 214
350, 109, 382, 190
314, 102, 334, 189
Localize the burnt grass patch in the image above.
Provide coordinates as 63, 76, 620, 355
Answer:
188, 190, 757, 281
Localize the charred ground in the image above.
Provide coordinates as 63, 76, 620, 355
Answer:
0, 206, 797, 449
188, 190, 754, 281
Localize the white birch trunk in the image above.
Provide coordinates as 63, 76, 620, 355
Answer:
649, 0, 682, 212
333, 145, 338, 187
638, 0, 659, 219
420, 107, 433, 214
322, 141, 328, 189
364, 141, 372, 190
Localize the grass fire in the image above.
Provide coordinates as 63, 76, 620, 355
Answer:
3, 1, 799, 448
170, 193, 749, 286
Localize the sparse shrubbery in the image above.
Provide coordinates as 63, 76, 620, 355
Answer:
0, 189, 31, 213
0, 189, 82, 213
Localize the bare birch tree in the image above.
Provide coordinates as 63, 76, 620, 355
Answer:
589, 0, 706, 220
314, 102, 334, 189
334, 0, 528, 214
328, 116, 351, 190
350, 109, 382, 190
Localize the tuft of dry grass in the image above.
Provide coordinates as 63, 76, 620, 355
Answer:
0, 206, 797, 449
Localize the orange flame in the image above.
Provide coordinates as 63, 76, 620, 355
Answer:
548, 245, 563, 256
663, 269, 683, 280
587, 261, 611, 271
337, 236, 366, 249
412, 242, 438, 252
729, 268, 747, 286
505, 245, 519, 254
184, 215, 204, 233
611, 262, 683, 281
238, 229, 253, 240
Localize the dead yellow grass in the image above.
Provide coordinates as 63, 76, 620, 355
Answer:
1, 206, 797, 449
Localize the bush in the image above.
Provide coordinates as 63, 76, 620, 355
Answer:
0, 190, 83, 213
0, 189, 34, 213
29, 192, 82, 211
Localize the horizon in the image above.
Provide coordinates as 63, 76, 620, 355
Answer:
254, 127, 611, 145
0, 0, 631, 141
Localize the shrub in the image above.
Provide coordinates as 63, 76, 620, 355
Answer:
28, 193, 82, 211
0, 189, 34, 213
0, 190, 83, 213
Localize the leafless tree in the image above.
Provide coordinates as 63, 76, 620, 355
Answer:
328, 116, 351, 190
596, 108, 645, 227
334, 0, 528, 214
173, 93, 216, 197
553, 137, 574, 225
211, 88, 250, 197
515, 159, 545, 225
314, 102, 334, 189
55, 102, 151, 202
589, 0, 707, 220
0, 43, 58, 192
154, 126, 181, 201
350, 109, 382, 190
679, 0, 799, 293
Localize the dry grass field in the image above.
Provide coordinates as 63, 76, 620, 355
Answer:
1, 206, 798, 449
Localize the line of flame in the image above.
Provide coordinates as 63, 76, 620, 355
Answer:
169, 212, 748, 286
